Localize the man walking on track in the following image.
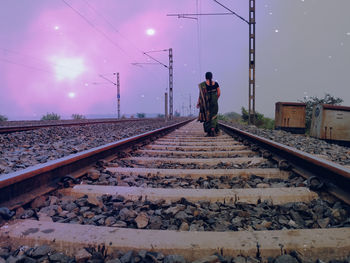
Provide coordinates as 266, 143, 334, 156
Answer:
197, 71, 221, 137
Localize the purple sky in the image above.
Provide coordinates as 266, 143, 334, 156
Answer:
0, 0, 349, 120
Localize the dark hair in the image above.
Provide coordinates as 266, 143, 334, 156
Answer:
205, 72, 213, 86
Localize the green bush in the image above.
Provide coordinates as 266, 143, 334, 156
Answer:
136, 113, 145, 118
0, 114, 8, 122
157, 114, 165, 118
241, 107, 274, 130
71, 114, 86, 120
41, 112, 61, 120
219, 112, 242, 123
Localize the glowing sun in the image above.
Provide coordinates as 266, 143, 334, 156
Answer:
146, 28, 156, 36
50, 56, 86, 81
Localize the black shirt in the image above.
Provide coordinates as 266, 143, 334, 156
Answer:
205, 81, 219, 92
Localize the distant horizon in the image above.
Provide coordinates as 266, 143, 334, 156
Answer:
1, 1, 349, 119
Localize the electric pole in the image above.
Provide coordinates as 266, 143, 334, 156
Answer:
248, 0, 256, 124
168, 0, 257, 124
117, 73, 120, 118
165, 92, 168, 121
169, 48, 174, 119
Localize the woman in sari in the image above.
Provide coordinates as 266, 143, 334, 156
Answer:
197, 72, 221, 136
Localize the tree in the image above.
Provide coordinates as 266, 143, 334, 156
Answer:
136, 113, 145, 118
241, 107, 274, 130
298, 93, 343, 130
41, 112, 61, 120
71, 114, 86, 120
0, 114, 8, 121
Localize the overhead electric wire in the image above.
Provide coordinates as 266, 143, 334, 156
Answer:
0, 57, 53, 75
1, 47, 85, 74
62, 0, 169, 90
61, 0, 136, 63
81, 0, 167, 83
212, 0, 249, 24
82, 0, 145, 56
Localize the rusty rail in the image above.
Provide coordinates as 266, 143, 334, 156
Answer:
219, 122, 350, 204
0, 119, 193, 208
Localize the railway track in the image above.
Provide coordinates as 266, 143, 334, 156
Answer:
0, 118, 163, 134
1, 120, 350, 262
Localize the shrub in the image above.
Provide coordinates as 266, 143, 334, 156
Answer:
0, 115, 8, 122
241, 107, 274, 130
136, 113, 145, 118
71, 114, 86, 120
219, 112, 242, 123
157, 114, 165, 118
41, 112, 61, 120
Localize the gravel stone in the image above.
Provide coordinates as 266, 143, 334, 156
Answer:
49, 252, 71, 263
75, 249, 92, 263
191, 255, 219, 263
164, 255, 186, 263
274, 254, 298, 263
134, 212, 149, 228
120, 251, 133, 263
222, 121, 350, 166
0, 118, 187, 176
31, 245, 53, 258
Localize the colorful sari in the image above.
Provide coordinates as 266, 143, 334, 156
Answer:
197, 81, 218, 134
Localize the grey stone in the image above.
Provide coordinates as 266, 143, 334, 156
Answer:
75, 248, 92, 263
138, 250, 147, 259
175, 211, 189, 221
105, 260, 122, 263
31, 196, 47, 209
289, 211, 304, 226
49, 252, 71, 263
149, 216, 162, 229
39, 205, 59, 217
31, 245, 53, 258
317, 218, 330, 228
274, 255, 298, 263
179, 222, 189, 231
233, 256, 246, 263
164, 255, 186, 263
64, 203, 77, 212
209, 203, 220, 211
112, 220, 127, 227
21, 209, 35, 219
120, 251, 133, 263
5, 255, 19, 263
0, 247, 10, 258
119, 208, 136, 221
164, 205, 185, 215
105, 216, 116, 226
191, 255, 219, 263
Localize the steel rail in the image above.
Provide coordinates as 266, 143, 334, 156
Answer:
0, 118, 166, 134
0, 119, 193, 209
219, 122, 350, 204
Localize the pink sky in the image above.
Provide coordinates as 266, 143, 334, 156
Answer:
1, 0, 349, 119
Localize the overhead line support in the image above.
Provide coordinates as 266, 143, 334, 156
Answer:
167, 0, 256, 124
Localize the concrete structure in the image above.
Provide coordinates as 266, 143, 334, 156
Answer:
310, 104, 350, 143
275, 102, 306, 134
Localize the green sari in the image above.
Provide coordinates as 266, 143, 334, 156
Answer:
198, 81, 218, 133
